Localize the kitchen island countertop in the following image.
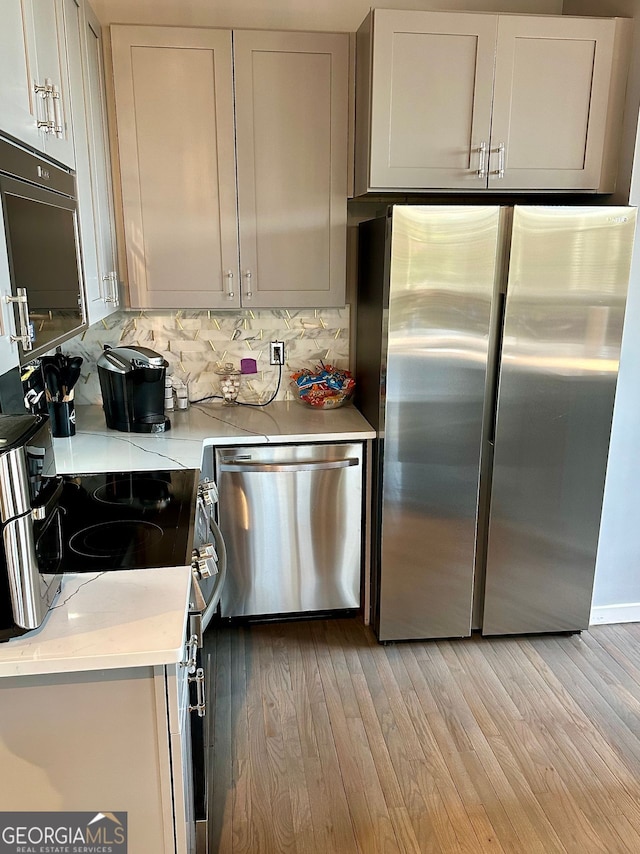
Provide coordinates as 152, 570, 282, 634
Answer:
53, 401, 375, 473
0, 566, 192, 677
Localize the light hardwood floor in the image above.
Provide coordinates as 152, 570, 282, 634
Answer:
204, 618, 640, 853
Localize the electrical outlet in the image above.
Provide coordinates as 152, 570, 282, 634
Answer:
270, 341, 285, 365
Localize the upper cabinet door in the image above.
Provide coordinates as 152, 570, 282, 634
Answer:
111, 26, 239, 309
234, 30, 349, 308
490, 16, 627, 191
68, 0, 119, 326
0, 0, 75, 167
0, 1, 42, 151
32, 0, 75, 167
357, 9, 497, 193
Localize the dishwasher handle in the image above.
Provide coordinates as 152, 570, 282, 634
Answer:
219, 457, 360, 473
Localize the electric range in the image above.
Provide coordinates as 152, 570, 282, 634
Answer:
58, 469, 198, 572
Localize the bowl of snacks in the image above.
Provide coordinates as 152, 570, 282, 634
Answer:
290, 364, 355, 409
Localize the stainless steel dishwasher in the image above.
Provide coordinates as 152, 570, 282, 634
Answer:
216, 443, 363, 618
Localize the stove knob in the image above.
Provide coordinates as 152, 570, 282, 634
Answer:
191, 544, 218, 579
198, 478, 218, 506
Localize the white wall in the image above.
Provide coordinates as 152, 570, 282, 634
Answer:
562, 0, 640, 621
90, 0, 562, 28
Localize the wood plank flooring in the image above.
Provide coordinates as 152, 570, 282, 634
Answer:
203, 618, 640, 853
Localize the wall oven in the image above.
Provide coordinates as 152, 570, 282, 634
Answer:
0, 413, 62, 642
0, 137, 86, 361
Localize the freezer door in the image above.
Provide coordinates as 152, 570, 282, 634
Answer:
377, 205, 503, 640
483, 206, 637, 635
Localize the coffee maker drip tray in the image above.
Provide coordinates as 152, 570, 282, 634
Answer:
59, 470, 197, 572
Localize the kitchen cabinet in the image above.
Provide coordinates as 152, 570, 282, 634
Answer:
0, 661, 197, 852
355, 9, 631, 194
0, 0, 75, 169
65, 0, 120, 325
110, 26, 349, 309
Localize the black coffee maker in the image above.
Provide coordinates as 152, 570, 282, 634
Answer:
97, 345, 171, 433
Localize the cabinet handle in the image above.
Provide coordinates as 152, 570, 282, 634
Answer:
476, 141, 488, 179
50, 83, 63, 137
6, 288, 34, 350
243, 270, 253, 299
181, 633, 199, 673
492, 142, 506, 179
102, 272, 119, 304
225, 270, 235, 299
188, 667, 206, 717
34, 81, 56, 133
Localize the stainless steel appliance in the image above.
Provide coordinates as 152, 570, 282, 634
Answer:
216, 443, 363, 618
0, 137, 86, 360
356, 205, 637, 641
0, 413, 62, 641
97, 344, 171, 433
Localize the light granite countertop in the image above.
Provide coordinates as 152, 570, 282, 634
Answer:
0, 566, 192, 677
53, 401, 375, 473
2, 401, 374, 677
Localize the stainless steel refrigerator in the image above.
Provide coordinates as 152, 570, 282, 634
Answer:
356, 205, 636, 641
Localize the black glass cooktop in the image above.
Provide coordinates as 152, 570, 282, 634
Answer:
59, 469, 198, 571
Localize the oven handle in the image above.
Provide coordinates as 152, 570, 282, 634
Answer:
218, 457, 360, 473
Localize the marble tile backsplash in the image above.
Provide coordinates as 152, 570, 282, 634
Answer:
64, 308, 350, 405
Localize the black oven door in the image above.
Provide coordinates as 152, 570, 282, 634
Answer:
0, 154, 86, 361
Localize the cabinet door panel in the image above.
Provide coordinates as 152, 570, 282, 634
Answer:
32, 0, 75, 167
0, 0, 42, 151
70, 1, 119, 326
234, 30, 348, 308
111, 26, 239, 309
490, 16, 617, 190
368, 10, 496, 190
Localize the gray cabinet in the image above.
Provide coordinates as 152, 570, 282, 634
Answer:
0, 0, 75, 168
0, 662, 196, 853
66, 0, 120, 325
111, 26, 349, 310
355, 9, 631, 194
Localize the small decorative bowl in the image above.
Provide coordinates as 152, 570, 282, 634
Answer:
289, 380, 354, 410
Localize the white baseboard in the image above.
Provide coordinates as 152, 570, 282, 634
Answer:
590, 602, 640, 625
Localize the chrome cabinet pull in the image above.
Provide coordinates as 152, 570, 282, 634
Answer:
181, 633, 199, 673
226, 270, 235, 299
243, 270, 253, 299
34, 80, 55, 133
492, 142, 506, 179
6, 288, 34, 350
102, 272, 119, 304
50, 84, 63, 136
188, 667, 206, 717
477, 141, 488, 179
